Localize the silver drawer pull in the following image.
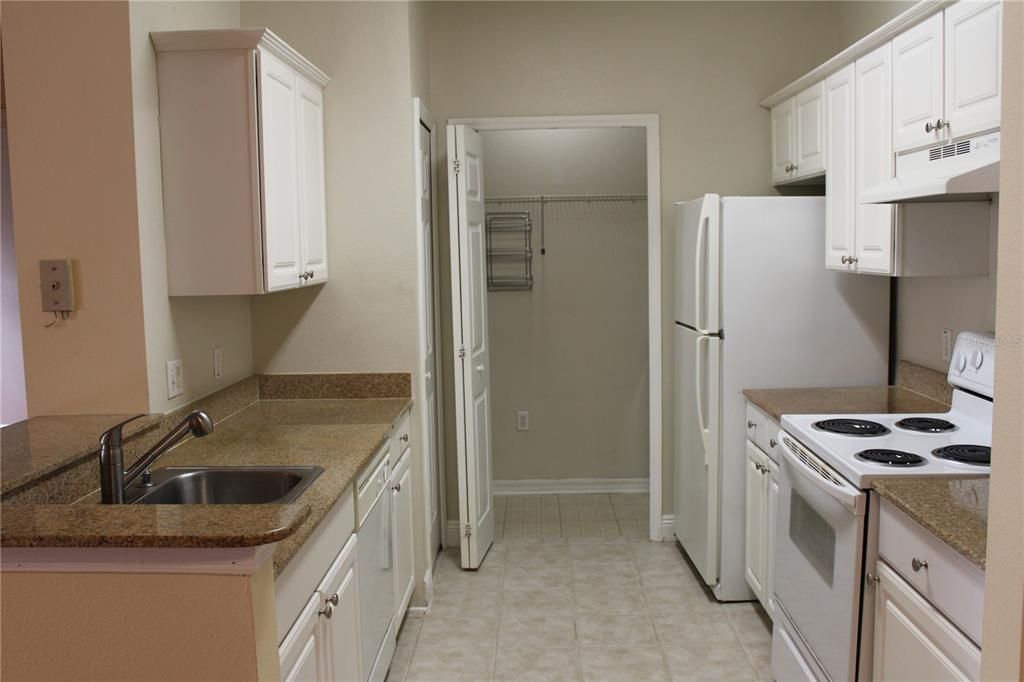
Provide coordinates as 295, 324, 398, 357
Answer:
912, 557, 929, 572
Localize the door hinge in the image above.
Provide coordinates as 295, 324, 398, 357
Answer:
452, 158, 462, 175
458, 346, 466, 359
464, 523, 472, 538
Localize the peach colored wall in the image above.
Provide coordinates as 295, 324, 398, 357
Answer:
2, 1, 149, 415
1, 571, 266, 681
981, 1, 1024, 677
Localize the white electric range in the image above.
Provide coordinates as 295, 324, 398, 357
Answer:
770, 332, 994, 682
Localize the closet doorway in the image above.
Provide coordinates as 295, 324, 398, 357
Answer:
446, 115, 662, 569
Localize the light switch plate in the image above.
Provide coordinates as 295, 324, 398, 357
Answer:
166, 359, 184, 399
516, 411, 529, 431
39, 259, 75, 312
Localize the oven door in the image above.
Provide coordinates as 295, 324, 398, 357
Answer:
774, 432, 867, 682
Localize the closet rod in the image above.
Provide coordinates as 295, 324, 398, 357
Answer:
484, 193, 646, 203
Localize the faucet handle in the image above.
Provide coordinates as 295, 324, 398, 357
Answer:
99, 414, 149, 447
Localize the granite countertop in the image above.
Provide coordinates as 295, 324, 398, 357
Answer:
743, 386, 949, 423
1, 414, 162, 495
1, 398, 411, 577
873, 478, 988, 570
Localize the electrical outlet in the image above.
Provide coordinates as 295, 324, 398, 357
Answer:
213, 347, 223, 380
516, 411, 529, 431
942, 329, 953, 362
166, 359, 184, 399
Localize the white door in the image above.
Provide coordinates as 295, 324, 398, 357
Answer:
744, 441, 767, 601
893, 12, 945, 152
824, 65, 856, 271
447, 124, 494, 569
415, 108, 443, 557
296, 75, 328, 284
944, 0, 1002, 140
279, 594, 326, 682
770, 99, 796, 184
873, 561, 982, 681
794, 82, 826, 177
765, 458, 780, 620
673, 325, 721, 586
855, 42, 897, 275
258, 49, 303, 291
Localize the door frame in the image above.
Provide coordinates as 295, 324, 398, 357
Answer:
412, 98, 448, 570
446, 114, 664, 541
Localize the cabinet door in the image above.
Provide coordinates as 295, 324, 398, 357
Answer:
765, 458, 780, 620
258, 49, 303, 291
392, 449, 415, 621
744, 441, 767, 602
944, 0, 1002, 140
319, 535, 362, 682
873, 561, 981, 681
280, 594, 326, 682
855, 43, 896, 275
794, 82, 826, 178
296, 75, 329, 285
893, 12, 945, 152
825, 65, 856, 271
771, 98, 796, 184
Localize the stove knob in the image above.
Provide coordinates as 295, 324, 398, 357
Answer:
971, 350, 984, 370
955, 352, 967, 373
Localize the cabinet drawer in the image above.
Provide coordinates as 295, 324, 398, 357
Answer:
877, 498, 985, 644
745, 402, 780, 463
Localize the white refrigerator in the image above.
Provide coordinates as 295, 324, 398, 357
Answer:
673, 195, 890, 601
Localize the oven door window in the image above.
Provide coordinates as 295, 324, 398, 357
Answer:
790, 491, 835, 588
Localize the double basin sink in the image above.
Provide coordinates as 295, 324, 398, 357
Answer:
127, 466, 323, 505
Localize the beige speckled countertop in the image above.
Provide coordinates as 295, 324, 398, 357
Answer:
1, 398, 411, 577
743, 386, 949, 423
873, 478, 989, 570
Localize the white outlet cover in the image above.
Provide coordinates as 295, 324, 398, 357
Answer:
166, 359, 184, 399
516, 411, 529, 431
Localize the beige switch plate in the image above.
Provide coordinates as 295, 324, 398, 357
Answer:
39, 259, 75, 312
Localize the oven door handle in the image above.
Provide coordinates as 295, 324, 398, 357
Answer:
778, 431, 866, 514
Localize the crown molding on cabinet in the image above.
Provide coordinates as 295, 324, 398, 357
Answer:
150, 28, 331, 88
759, 0, 955, 109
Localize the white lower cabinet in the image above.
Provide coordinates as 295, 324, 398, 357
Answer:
764, 458, 779, 619
873, 561, 981, 681
280, 535, 362, 682
392, 446, 415, 622
744, 401, 780, 616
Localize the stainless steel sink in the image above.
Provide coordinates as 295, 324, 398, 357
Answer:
128, 466, 323, 505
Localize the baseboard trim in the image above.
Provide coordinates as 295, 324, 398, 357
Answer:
445, 521, 461, 548
493, 478, 649, 495
661, 514, 675, 542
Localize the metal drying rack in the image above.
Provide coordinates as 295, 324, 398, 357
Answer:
485, 212, 533, 290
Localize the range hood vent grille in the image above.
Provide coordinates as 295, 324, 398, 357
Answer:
929, 140, 973, 162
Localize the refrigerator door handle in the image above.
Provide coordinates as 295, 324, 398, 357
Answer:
695, 335, 710, 464
694, 208, 712, 335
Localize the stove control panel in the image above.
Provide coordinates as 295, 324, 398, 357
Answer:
948, 332, 995, 398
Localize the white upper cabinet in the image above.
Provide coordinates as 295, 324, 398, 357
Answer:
770, 98, 796, 184
794, 82, 826, 178
854, 44, 897, 274
771, 83, 825, 184
893, 12, 945, 152
152, 29, 331, 295
825, 64, 856, 270
944, 0, 1003, 140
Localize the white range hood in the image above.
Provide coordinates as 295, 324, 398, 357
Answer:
862, 131, 1000, 205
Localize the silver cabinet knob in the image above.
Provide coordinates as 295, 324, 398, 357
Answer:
326, 593, 339, 607
319, 603, 334, 619
911, 557, 929, 572
866, 572, 880, 586
849, 256, 859, 264
841, 255, 850, 264
770, 438, 778, 448
393, 482, 402, 492
747, 420, 757, 429
400, 434, 409, 443
924, 118, 948, 133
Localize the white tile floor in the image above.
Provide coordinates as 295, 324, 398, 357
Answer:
386, 494, 773, 682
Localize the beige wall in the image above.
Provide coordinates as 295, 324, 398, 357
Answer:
1, 570, 267, 680
240, 0, 434, 602
483, 128, 647, 196
2, 1, 150, 415
428, 1, 847, 516
834, 0, 916, 49
982, 1, 1024, 677
485, 128, 648, 482
128, 1, 255, 414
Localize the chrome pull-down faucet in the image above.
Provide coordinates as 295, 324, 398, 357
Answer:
98, 411, 214, 504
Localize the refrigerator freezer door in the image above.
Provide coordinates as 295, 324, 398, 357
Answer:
673, 324, 721, 586
674, 195, 721, 333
